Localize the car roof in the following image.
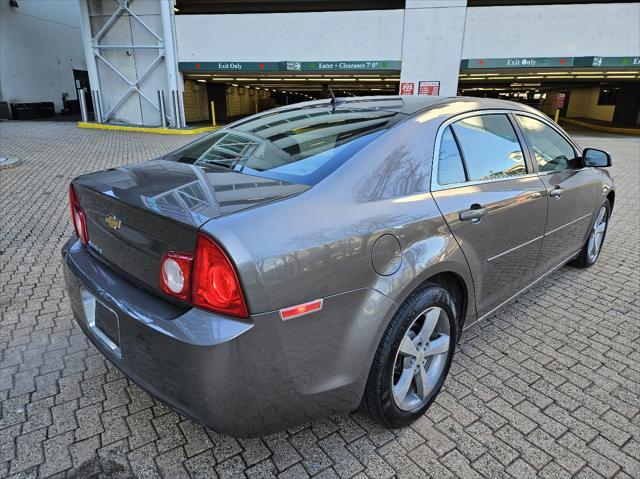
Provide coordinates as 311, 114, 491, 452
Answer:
275, 95, 540, 117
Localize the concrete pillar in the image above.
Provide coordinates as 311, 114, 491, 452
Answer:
399, 1, 468, 97
160, 0, 185, 127
612, 84, 640, 127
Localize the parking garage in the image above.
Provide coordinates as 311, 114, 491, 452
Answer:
458, 56, 640, 128
179, 61, 401, 124
179, 56, 640, 130
60, 1, 640, 130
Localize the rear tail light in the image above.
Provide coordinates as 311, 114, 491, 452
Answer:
69, 184, 89, 245
159, 233, 248, 318
192, 233, 248, 318
159, 252, 193, 301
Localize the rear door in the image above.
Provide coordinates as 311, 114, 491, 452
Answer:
514, 114, 598, 276
431, 112, 548, 317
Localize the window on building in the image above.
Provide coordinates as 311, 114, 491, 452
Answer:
438, 127, 466, 185
517, 116, 578, 172
597, 88, 618, 106
451, 114, 526, 181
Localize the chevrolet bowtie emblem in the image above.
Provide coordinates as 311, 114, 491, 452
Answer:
105, 214, 122, 230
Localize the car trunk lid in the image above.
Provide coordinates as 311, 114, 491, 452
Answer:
72, 159, 308, 295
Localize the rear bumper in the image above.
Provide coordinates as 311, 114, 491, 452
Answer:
62, 237, 394, 437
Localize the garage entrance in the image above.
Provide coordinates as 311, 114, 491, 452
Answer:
458, 56, 640, 128
179, 61, 401, 125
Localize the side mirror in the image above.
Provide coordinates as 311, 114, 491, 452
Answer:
582, 148, 612, 167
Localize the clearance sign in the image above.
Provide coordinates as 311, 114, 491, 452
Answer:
179, 60, 402, 72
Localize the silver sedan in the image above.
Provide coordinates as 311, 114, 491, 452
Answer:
63, 96, 614, 436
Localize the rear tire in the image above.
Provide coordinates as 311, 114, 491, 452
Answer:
360, 283, 457, 428
571, 199, 610, 268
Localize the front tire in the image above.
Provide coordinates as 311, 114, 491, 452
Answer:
360, 283, 457, 428
572, 199, 610, 268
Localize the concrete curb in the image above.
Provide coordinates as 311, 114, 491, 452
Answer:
77, 121, 220, 135
561, 118, 640, 136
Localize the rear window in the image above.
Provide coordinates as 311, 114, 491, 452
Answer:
166, 104, 405, 185
438, 126, 466, 185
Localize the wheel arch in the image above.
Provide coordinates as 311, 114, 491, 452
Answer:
607, 190, 615, 210
373, 254, 476, 342
423, 271, 469, 334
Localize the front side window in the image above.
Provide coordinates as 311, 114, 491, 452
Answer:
438, 126, 466, 185
451, 114, 526, 181
517, 115, 578, 172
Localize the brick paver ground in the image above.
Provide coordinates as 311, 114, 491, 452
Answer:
1, 121, 638, 479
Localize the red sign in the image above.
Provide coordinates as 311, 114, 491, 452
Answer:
418, 81, 440, 96
400, 82, 414, 95
555, 93, 566, 109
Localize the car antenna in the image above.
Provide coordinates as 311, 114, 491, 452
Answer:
327, 84, 336, 111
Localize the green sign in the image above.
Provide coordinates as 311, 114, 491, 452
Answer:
179, 62, 281, 72
588, 56, 640, 67
178, 60, 401, 73
464, 57, 573, 69
462, 56, 640, 70
296, 61, 401, 71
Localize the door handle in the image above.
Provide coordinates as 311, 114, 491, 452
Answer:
460, 206, 488, 222
549, 186, 563, 198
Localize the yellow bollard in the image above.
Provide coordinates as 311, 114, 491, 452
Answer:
210, 101, 217, 126
554, 108, 560, 124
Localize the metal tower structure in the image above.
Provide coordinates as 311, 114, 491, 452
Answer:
77, 0, 185, 127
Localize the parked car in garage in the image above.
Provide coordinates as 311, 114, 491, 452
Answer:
63, 96, 614, 437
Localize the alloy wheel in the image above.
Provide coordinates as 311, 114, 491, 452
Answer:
391, 306, 451, 411
587, 206, 608, 263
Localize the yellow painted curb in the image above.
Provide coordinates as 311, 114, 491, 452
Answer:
561, 118, 640, 136
77, 122, 219, 135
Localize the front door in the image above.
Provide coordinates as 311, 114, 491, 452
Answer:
431, 113, 548, 317
515, 114, 598, 276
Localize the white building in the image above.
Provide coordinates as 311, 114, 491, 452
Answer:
0, 0, 86, 119
5, 1, 640, 127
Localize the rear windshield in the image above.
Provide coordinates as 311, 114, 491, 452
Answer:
166, 104, 405, 185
